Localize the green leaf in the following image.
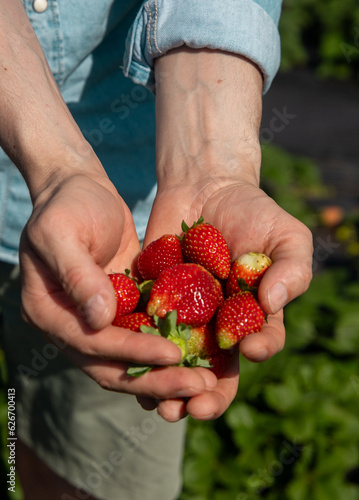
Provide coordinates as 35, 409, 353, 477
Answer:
181, 220, 190, 233
177, 323, 191, 341
140, 325, 160, 336
126, 365, 152, 377
138, 279, 154, 301
156, 310, 177, 338
181, 216, 204, 234
183, 356, 212, 368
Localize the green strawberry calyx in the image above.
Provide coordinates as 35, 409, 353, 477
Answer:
126, 310, 211, 377
177, 216, 205, 240
181, 215, 204, 233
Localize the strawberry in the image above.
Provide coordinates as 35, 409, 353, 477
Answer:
113, 312, 155, 331
108, 272, 140, 319
180, 217, 231, 279
215, 292, 266, 349
188, 323, 232, 377
226, 252, 272, 296
137, 234, 184, 280
146, 263, 224, 327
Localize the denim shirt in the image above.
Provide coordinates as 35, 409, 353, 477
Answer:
0, 0, 282, 264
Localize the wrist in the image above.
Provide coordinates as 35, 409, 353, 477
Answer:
29, 146, 110, 206
155, 48, 262, 189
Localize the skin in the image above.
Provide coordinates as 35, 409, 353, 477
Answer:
0, 0, 313, 495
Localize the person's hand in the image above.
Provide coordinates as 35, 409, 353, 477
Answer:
19, 171, 217, 400
132, 47, 313, 422
138, 178, 312, 421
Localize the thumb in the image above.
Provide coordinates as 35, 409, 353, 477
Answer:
20, 227, 120, 330
73, 258, 118, 330
258, 240, 313, 315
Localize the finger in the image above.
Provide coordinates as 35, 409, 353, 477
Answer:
39, 308, 184, 365
185, 348, 239, 420
20, 234, 118, 331
259, 221, 313, 314
84, 326, 185, 365
137, 366, 218, 421
154, 366, 218, 421
136, 396, 160, 411
66, 353, 209, 400
157, 399, 188, 422
239, 310, 285, 362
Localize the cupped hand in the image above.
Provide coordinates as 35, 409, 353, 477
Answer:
19, 172, 215, 400
138, 177, 313, 421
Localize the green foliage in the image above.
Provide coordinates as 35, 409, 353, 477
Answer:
280, 0, 359, 81
260, 144, 327, 227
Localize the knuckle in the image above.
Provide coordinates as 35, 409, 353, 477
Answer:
62, 265, 85, 295
26, 208, 55, 245
296, 262, 313, 292
93, 372, 115, 392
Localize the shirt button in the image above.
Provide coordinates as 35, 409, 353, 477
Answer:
33, 0, 48, 13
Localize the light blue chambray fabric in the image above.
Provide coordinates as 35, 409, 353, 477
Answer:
0, 0, 282, 264
123, 0, 282, 92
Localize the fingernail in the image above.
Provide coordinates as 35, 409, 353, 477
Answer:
268, 282, 288, 313
81, 292, 109, 329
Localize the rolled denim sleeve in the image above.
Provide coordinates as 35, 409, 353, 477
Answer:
123, 0, 282, 94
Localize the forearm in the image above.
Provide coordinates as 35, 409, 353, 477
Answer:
155, 48, 263, 189
0, 0, 103, 200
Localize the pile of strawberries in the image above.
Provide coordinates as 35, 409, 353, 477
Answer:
108, 217, 272, 377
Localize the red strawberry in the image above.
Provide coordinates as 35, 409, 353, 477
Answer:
113, 312, 155, 331
137, 234, 184, 280
226, 252, 272, 296
188, 323, 232, 377
146, 263, 223, 327
215, 292, 266, 349
108, 272, 140, 319
180, 217, 231, 279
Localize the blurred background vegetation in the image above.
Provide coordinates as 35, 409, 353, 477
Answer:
280, 0, 359, 80
1, 0, 359, 498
